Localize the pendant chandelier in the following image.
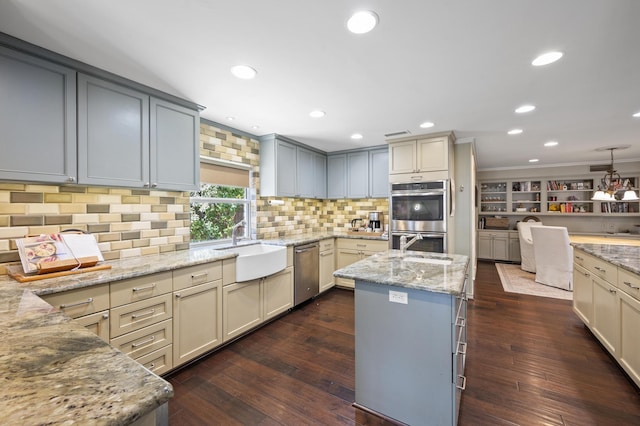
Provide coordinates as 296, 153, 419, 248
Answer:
591, 147, 639, 201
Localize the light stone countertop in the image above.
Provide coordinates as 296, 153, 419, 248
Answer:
333, 249, 469, 296
263, 231, 388, 247
572, 243, 640, 275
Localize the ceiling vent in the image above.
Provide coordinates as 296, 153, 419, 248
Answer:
590, 164, 611, 172
384, 130, 411, 138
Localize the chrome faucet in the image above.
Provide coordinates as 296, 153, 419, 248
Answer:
231, 220, 246, 246
400, 233, 423, 253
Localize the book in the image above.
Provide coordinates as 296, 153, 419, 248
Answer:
15, 233, 104, 274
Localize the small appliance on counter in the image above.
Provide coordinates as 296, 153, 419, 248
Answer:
368, 211, 383, 231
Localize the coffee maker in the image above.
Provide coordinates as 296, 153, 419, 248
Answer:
368, 211, 383, 231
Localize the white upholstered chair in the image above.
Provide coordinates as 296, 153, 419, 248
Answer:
531, 226, 573, 291
517, 221, 544, 273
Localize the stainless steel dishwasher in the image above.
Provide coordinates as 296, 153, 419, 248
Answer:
294, 242, 319, 306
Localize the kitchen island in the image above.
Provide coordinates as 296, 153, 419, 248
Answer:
334, 250, 469, 426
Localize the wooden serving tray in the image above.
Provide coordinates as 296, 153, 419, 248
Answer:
8, 256, 111, 283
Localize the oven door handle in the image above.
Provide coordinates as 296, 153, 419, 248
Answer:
449, 178, 455, 217
391, 191, 445, 197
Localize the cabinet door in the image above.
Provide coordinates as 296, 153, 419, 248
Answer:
75, 310, 110, 343
347, 151, 369, 198
592, 275, 619, 355
0, 46, 77, 184
173, 280, 223, 366
492, 235, 509, 261
369, 148, 389, 198
264, 267, 294, 320
296, 147, 315, 198
223, 280, 263, 342
319, 249, 336, 293
477, 234, 493, 260
618, 290, 640, 387
78, 73, 149, 187
389, 141, 416, 174
276, 139, 297, 197
335, 248, 361, 289
509, 235, 521, 262
314, 152, 327, 199
573, 264, 593, 325
150, 97, 199, 191
327, 154, 347, 199
417, 137, 448, 172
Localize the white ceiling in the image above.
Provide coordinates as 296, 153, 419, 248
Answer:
1, 0, 639, 171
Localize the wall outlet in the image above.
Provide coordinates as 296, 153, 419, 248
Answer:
389, 290, 408, 304
605, 222, 616, 233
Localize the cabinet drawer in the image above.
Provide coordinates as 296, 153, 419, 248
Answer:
74, 310, 110, 343
110, 271, 173, 307
337, 238, 388, 252
173, 262, 222, 290
110, 318, 173, 359
584, 253, 617, 284
618, 268, 640, 301
573, 249, 588, 268
320, 238, 335, 252
42, 283, 109, 319
110, 293, 172, 338
137, 345, 173, 376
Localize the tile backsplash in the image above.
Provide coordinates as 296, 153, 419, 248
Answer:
0, 120, 389, 274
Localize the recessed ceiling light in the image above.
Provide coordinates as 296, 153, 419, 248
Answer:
544, 141, 559, 147
507, 129, 523, 135
532, 51, 563, 66
252, 125, 260, 130
529, 158, 539, 163
515, 105, 536, 114
230, 65, 257, 80
347, 11, 379, 34
226, 116, 235, 121
351, 133, 363, 140
633, 111, 640, 118
309, 110, 325, 118
419, 121, 435, 129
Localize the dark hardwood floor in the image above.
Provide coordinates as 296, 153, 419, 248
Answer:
167, 261, 640, 425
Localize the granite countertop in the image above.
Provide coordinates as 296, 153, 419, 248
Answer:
264, 231, 388, 247
0, 287, 172, 425
333, 249, 469, 296
572, 243, 640, 275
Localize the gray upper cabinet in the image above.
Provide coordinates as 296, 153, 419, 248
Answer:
260, 135, 326, 199
327, 154, 347, 199
369, 148, 389, 198
78, 74, 150, 188
314, 152, 327, 199
0, 46, 77, 184
150, 98, 199, 191
78, 74, 199, 191
347, 152, 369, 198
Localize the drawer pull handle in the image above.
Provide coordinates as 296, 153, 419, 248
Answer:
147, 363, 155, 370
456, 317, 466, 328
594, 266, 606, 273
624, 281, 640, 290
577, 270, 590, 278
356, 244, 366, 248
191, 272, 208, 280
60, 298, 93, 309
576, 256, 584, 261
320, 252, 333, 257
132, 336, 155, 348
456, 375, 467, 391
609, 289, 617, 294
457, 341, 467, 355
132, 309, 155, 319
132, 283, 156, 292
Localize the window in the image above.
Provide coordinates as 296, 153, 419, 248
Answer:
190, 158, 251, 244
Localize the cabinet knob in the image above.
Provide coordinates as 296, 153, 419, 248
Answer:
144, 182, 150, 187
151, 183, 158, 188
67, 176, 75, 182
175, 293, 181, 298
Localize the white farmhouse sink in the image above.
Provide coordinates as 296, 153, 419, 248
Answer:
228, 243, 287, 282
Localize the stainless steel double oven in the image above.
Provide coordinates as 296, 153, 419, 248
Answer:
389, 180, 450, 253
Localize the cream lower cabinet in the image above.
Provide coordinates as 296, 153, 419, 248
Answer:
573, 248, 640, 387
477, 230, 509, 261
223, 279, 263, 342
335, 238, 388, 289
42, 283, 110, 343
319, 238, 335, 293
264, 266, 294, 320
508, 232, 521, 262
172, 262, 223, 368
